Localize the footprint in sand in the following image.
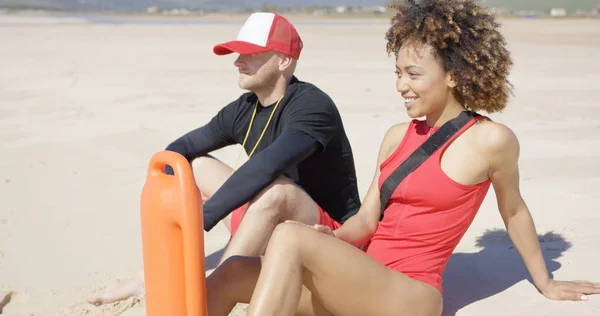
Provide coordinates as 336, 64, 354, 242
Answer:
67, 296, 143, 316
0, 291, 13, 314
1, 291, 30, 309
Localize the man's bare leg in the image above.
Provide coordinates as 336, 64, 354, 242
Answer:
218, 177, 321, 264
87, 270, 146, 306
87, 156, 234, 306
87, 156, 322, 305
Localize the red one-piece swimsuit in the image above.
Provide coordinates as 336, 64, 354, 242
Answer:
364, 115, 491, 295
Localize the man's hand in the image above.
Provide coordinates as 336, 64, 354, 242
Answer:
540, 279, 600, 301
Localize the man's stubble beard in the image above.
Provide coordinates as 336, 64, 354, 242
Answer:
238, 64, 279, 94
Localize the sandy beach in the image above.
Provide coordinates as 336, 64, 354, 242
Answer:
1, 11, 600, 316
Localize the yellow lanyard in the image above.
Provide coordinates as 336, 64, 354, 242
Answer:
232, 95, 284, 173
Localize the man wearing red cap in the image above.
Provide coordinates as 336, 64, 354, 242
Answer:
87, 12, 362, 305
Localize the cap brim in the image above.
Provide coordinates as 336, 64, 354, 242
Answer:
213, 41, 271, 56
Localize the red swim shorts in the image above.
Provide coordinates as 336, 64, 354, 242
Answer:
229, 202, 342, 238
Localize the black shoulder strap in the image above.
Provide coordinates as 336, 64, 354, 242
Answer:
379, 111, 479, 216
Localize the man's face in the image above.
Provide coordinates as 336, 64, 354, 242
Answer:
233, 51, 280, 92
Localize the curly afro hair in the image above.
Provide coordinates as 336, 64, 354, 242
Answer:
385, 0, 513, 113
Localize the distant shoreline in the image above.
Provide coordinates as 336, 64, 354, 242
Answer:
2, 8, 600, 25
0, 11, 393, 26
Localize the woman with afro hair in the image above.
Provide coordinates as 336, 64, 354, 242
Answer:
205, 0, 600, 315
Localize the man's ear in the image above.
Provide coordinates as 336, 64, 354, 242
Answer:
446, 71, 457, 88
278, 54, 293, 71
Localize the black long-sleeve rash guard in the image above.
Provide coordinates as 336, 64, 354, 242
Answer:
164, 127, 320, 231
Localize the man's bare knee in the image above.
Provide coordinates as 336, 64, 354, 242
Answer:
191, 155, 233, 199
193, 155, 219, 170
247, 177, 302, 220
219, 178, 317, 261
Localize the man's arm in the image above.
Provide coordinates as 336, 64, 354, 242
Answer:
165, 125, 232, 162
202, 129, 319, 231
164, 101, 239, 173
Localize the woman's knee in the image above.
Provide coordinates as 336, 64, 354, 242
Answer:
269, 222, 305, 250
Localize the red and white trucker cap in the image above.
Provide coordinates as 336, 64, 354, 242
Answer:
213, 12, 303, 60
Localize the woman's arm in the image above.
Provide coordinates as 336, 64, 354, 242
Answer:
487, 123, 600, 301
332, 123, 410, 247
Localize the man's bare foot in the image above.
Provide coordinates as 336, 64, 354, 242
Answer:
87, 276, 145, 306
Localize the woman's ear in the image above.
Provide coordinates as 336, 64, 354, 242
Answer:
446, 71, 458, 89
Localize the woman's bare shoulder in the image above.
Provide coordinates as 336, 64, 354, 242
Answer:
384, 122, 412, 142
376, 122, 413, 163
471, 118, 520, 160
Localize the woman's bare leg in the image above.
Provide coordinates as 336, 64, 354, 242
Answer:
207, 255, 333, 316
246, 222, 443, 316
206, 256, 260, 316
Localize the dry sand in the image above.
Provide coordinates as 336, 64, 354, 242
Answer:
1, 12, 600, 316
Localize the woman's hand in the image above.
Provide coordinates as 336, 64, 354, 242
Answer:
311, 224, 335, 237
284, 220, 336, 237
540, 279, 600, 301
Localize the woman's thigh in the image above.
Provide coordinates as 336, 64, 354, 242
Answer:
279, 223, 443, 316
